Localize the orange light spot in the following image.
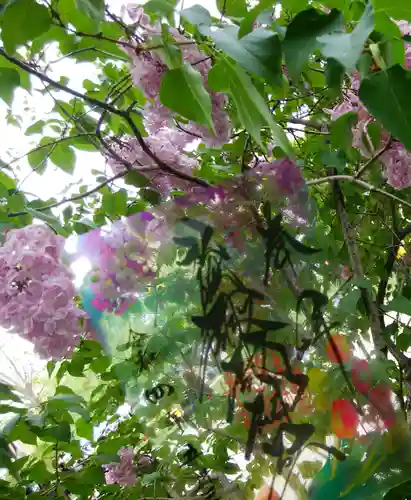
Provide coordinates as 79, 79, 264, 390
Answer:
331, 399, 358, 438
326, 335, 351, 363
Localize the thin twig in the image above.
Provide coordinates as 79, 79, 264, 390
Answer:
355, 136, 392, 179
8, 172, 127, 217
306, 175, 411, 210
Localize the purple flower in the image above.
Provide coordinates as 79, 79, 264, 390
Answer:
0, 225, 87, 359
105, 447, 137, 486
381, 142, 411, 190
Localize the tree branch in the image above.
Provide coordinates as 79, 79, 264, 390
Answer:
355, 136, 392, 179
306, 175, 411, 210
332, 180, 385, 351
8, 171, 127, 218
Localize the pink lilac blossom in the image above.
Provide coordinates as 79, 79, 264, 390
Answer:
78, 213, 169, 312
121, 7, 230, 147
0, 225, 86, 359
381, 141, 411, 190
105, 447, 137, 486
107, 125, 197, 197
251, 158, 305, 196
395, 20, 411, 69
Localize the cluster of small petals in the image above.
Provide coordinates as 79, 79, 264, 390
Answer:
79, 213, 168, 312
122, 7, 230, 148
107, 126, 197, 197
105, 447, 137, 486
251, 158, 305, 197
396, 20, 411, 70
0, 225, 86, 359
381, 142, 411, 189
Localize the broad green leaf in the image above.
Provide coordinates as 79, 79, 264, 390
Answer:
76, 419, 93, 440
0, 58, 30, 90
0, 171, 15, 190
0, 68, 20, 106
208, 59, 294, 157
50, 143, 76, 174
25, 120, 46, 135
201, 26, 282, 84
58, 0, 100, 33
330, 111, 357, 151
318, 3, 374, 72
238, 0, 275, 38
75, 0, 104, 25
338, 288, 361, 314
25, 208, 63, 231
7, 193, 25, 213
382, 295, 411, 315
217, 0, 247, 17
160, 63, 214, 131
283, 8, 343, 79
359, 65, 411, 151
180, 4, 212, 25
125, 171, 150, 187
1, 0, 52, 54
372, 0, 411, 23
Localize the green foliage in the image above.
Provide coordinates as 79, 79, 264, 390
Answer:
360, 65, 411, 150
2, 0, 411, 498
160, 63, 214, 130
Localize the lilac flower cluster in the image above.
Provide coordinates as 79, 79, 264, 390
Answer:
0, 225, 86, 359
326, 20, 411, 190
104, 447, 137, 486
108, 6, 230, 198
78, 212, 168, 313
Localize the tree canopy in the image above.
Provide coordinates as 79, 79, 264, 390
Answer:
1, 0, 411, 498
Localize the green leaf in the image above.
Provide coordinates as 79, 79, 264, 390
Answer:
0, 171, 16, 190
372, 0, 411, 23
25, 120, 46, 135
208, 59, 294, 156
359, 65, 411, 151
113, 190, 128, 216
25, 208, 62, 228
7, 193, 25, 213
75, 0, 104, 25
50, 143, 76, 174
0, 404, 25, 414
125, 171, 150, 187
160, 63, 214, 131
180, 4, 212, 25
201, 26, 282, 85
238, 0, 275, 38
9, 420, 37, 445
49, 421, 71, 442
0, 383, 19, 402
382, 295, 411, 315
0, 68, 20, 106
318, 3, 374, 72
330, 111, 357, 151
90, 356, 111, 373
338, 288, 361, 314
76, 419, 93, 440
217, 0, 247, 17
283, 8, 343, 79
1, 0, 52, 54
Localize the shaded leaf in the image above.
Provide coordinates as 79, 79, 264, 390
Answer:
208, 59, 294, 156
283, 8, 343, 79
202, 26, 282, 85
318, 3, 374, 72
359, 65, 411, 151
1, 0, 52, 54
180, 4, 212, 25
160, 63, 214, 131
0, 68, 20, 106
